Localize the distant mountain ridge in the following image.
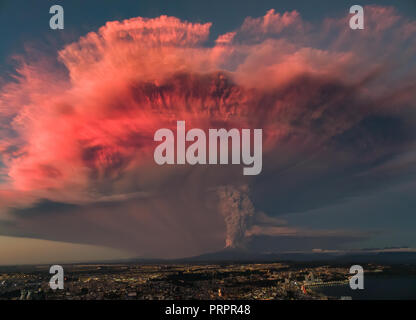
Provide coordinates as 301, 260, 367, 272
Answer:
122, 247, 416, 265
7, 248, 415, 267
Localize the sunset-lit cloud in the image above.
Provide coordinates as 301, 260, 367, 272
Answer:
0, 6, 415, 259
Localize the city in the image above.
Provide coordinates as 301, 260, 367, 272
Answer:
0, 262, 402, 300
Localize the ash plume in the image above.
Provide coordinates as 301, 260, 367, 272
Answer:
0, 6, 415, 257
217, 185, 255, 248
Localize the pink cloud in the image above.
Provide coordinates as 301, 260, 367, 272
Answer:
0, 6, 415, 255
0, 6, 413, 201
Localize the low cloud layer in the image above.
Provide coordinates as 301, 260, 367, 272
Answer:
0, 6, 415, 258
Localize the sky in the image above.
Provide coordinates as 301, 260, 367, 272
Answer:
0, 0, 416, 265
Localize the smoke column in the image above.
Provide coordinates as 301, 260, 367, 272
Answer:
217, 185, 255, 248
